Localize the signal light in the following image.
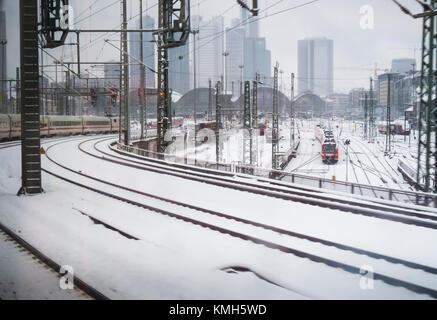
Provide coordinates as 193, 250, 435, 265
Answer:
110, 89, 117, 105
90, 88, 97, 106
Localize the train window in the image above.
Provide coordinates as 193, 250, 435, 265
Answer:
0, 120, 8, 129
86, 121, 109, 126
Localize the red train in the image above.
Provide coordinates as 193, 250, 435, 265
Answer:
315, 125, 338, 164
378, 120, 411, 135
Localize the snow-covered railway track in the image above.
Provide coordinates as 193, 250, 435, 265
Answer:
0, 141, 21, 149
0, 221, 108, 300
39, 137, 437, 299
85, 138, 437, 229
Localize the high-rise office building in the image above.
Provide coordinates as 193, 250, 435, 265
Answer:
225, 19, 245, 96
129, 15, 155, 89
0, 9, 7, 113
169, 40, 190, 95
391, 58, 416, 75
244, 37, 271, 84
192, 15, 224, 88
240, 0, 259, 38
104, 61, 120, 89
298, 37, 334, 97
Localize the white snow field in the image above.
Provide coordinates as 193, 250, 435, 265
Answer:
1, 134, 437, 299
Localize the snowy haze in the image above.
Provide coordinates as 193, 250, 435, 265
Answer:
2, 0, 423, 93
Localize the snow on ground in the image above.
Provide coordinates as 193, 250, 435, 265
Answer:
283, 118, 416, 191
1, 136, 437, 299
0, 230, 91, 300
177, 118, 416, 193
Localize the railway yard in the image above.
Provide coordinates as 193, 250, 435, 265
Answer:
1, 120, 437, 299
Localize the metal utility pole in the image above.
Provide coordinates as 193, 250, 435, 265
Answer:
290, 73, 295, 150
239, 65, 244, 107
191, 29, 199, 162
223, 51, 229, 107
369, 77, 374, 142
216, 81, 222, 164
272, 63, 280, 171
345, 139, 351, 182
243, 81, 251, 166
18, 0, 42, 195
16, 67, 20, 114
252, 73, 259, 166
122, 0, 130, 145
364, 93, 368, 140
385, 74, 392, 154
155, 0, 190, 154
208, 79, 212, 121
139, 0, 146, 140
417, 0, 437, 193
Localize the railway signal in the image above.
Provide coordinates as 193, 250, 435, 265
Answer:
110, 89, 117, 105
90, 88, 97, 106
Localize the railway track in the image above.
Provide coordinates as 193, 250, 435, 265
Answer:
0, 141, 21, 149
82, 137, 437, 228
39, 136, 437, 298
0, 221, 108, 300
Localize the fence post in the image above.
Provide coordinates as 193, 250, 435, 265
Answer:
389, 190, 393, 201
351, 184, 354, 194
319, 179, 322, 188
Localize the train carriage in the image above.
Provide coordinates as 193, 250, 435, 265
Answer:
40, 116, 50, 137
315, 124, 339, 164
109, 117, 120, 133
0, 114, 11, 140
83, 116, 112, 134
47, 116, 83, 136
9, 114, 22, 139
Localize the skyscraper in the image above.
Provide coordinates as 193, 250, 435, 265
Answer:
0, 9, 7, 113
169, 40, 190, 95
192, 15, 224, 88
298, 37, 334, 97
225, 19, 245, 96
104, 61, 120, 89
129, 15, 155, 89
240, 0, 259, 38
244, 37, 271, 83
391, 58, 416, 75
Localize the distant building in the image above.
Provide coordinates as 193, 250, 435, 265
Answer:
349, 88, 366, 113
0, 10, 6, 113
129, 15, 155, 89
298, 37, 334, 97
391, 58, 416, 75
378, 72, 404, 107
169, 40, 190, 95
392, 71, 420, 120
240, 0, 259, 38
244, 37, 271, 84
104, 61, 120, 89
225, 20, 245, 96
326, 93, 349, 115
192, 15, 224, 88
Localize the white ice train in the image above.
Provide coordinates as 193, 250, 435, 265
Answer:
0, 114, 120, 140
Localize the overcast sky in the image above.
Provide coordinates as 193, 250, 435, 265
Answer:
2, 0, 424, 93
